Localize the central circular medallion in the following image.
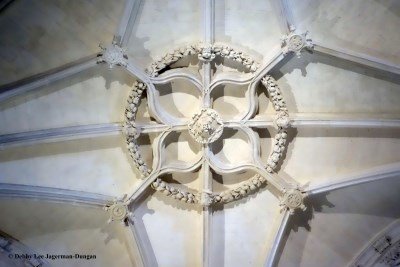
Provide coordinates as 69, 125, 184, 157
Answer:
188, 108, 224, 144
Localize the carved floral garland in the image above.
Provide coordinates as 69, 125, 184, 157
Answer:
125, 81, 151, 178
261, 76, 290, 173
146, 43, 260, 77
125, 44, 290, 205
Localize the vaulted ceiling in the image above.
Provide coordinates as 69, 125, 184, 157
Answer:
0, 0, 399, 267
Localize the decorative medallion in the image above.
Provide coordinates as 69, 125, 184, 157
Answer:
279, 187, 307, 214
188, 108, 224, 144
104, 196, 132, 224
97, 41, 128, 69
281, 26, 313, 57
123, 43, 295, 207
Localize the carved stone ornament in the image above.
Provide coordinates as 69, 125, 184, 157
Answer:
379, 241, 400, 266
213, 175, 267, 204
261, 75, 291, 173
97, 41, 128, 69
212, 43, 260, 72
198, 45, 216, 62
123, 122, 140, 139
199, 191, 213, 206
124, 81, 151, 178
126, 44, 291, 206
145, 43, 259, 77
151, 178, 198, 204
281, 26, 313, 57
188, 108, 224, 144
266, 131, 288, 173
275, 111, 291, 129
104, 195, 132, 224
350, 220, 400, 267
279, 186, 307, 214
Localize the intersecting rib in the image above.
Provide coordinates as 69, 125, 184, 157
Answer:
252, 47, 285, 82
127, 219, 147, 267
314, 41, 400, 75
307, 162, 400, 195
0, 183, 113, 207
0, 123, 121, 149
263, 210, 290, 267
0, 55, 98, 103
116, 0, 143, 46
271, 0, 295, 34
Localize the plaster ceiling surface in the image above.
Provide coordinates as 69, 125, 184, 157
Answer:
0, 0, 399, 267
278, 177, 400, 267
288, 0, 400, 65
0, 199, 137, 267
0, 0, 125, 85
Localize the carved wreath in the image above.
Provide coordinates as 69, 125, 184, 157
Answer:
123, 43, 291, 206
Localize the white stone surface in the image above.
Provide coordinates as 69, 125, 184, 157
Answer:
215, 0, 282, 61
271, 52, 400, 114
212, 83, 249, 120
0, 0, 399, 266
0, 136, 140, 196
281, 128, 400, 186
126, 0, 201, 68
0, 199, 137, 267
278, 177, 400, 267
135, 193, 202, 267
0, 0, 125, 85
154, 79, 201, 120
289, 0, 400, 65
211, 189, 279, 267
0, 67, 133, 135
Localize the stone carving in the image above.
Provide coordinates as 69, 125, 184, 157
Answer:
123, 122, 139, 139
124, 81, 151, 178
146, 44, 202, 77
379, 241, 400, 266
279, 186, 307, 214
126, 81, 147, 122
281, 26, 313, 57
129, 44, 291, 206
199, 191, 213, 206
275, 111, 291, 129
145, 43, 259, 77
213, 175, 267, 203
212, 43, 259, 72
350, 220, 400, 267
188, 108, 224, 144
97, 41, 128, 68
126, 138, 151, 177
261, 75, 291, 173
374, 236, 392, 254
152, 175, 267, 206
104, 196, 132, 224
198, 45, 216, 62
266, 131, 288, 173
151, 178, 198, 204
261, 75, 289, 113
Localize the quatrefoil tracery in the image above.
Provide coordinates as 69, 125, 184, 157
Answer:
124, 44, 298, 207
